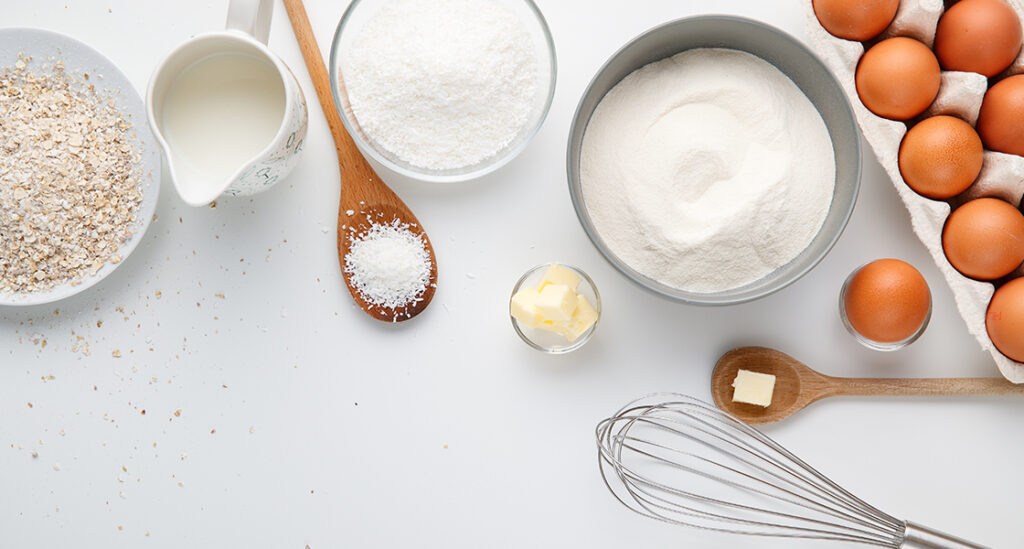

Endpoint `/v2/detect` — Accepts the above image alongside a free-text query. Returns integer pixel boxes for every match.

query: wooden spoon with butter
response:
[711,346,1024,424]
[283,0,437,322]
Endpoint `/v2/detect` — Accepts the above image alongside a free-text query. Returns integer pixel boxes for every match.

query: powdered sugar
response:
[580,49,835,293]
[343,0,538,170]
[344,219,431,311]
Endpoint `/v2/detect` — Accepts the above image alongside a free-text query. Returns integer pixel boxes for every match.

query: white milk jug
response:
[147,0,307,206]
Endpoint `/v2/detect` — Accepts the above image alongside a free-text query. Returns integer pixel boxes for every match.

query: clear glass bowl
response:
[328,0,556,183]
[839,263,932,351]
[510,263,601,354]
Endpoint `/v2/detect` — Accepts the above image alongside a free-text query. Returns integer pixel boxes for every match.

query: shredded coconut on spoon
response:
[344,218,432,314]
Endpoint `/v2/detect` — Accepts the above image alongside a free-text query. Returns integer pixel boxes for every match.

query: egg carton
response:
[803,0,1024,382]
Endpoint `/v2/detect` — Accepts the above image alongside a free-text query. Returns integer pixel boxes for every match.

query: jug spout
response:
[163,153,233,207]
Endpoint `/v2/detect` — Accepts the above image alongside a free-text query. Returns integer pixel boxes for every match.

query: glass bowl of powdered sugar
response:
[567,15,861,305]
[329,0,556,183]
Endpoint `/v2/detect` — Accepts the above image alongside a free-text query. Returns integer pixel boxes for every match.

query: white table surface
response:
[3,1,1022,547]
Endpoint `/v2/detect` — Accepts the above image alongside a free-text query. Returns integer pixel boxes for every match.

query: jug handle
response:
[226,0,274,44]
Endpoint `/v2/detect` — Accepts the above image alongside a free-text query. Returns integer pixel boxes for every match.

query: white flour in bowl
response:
[343,0,538,171]
[580,48,835,293]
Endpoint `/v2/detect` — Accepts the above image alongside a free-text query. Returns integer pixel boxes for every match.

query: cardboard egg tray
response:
[803,0,1024,382]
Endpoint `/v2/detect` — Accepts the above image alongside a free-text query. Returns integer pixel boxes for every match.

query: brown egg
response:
[942,198,1024,280]
[843,259,931,343]
[987,277,1024,361]
[856,37,941,120]
[813,0,899,41]
[898,115,984,199]
[934,0,1022,77]
[977,75,1024,156]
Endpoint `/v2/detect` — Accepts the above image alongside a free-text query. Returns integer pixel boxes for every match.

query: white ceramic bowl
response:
[0,28,161,306]
[328,0,556,183]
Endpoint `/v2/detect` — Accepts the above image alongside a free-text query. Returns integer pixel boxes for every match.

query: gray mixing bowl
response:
[567,15,861,305]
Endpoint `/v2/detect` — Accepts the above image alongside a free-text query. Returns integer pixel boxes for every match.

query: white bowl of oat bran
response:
[0,28,160,306]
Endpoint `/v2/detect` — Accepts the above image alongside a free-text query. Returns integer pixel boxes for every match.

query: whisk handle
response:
[901,522,990,549]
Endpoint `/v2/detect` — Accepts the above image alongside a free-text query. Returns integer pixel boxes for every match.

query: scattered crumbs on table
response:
[214,292,224,299]
[31,451,38,458]
[173,409,181,417]
[52,463,60,471]
[209,201,217,209]
[155,290,162,299]
[27,402,32,408]
[111,349,121,358]
[210,429,216,435]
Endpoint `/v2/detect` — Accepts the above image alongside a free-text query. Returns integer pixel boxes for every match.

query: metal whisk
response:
[596,393,988,549]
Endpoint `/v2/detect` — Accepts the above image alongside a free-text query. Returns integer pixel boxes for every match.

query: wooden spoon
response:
[711,346,1024,424]
[283,0,437,322]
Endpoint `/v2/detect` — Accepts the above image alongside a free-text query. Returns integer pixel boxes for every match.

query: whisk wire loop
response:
[614,433,897,541]
[596,393,906,547]
[617,410,897,532]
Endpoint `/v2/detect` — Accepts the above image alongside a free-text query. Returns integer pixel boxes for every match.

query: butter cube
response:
[510,286,544,328]
[731,370,776,407]
[554,294,598,341]
[534,284,577,321]
[540,264,582,291]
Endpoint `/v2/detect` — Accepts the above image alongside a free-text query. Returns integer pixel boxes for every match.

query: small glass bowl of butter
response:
[509,263,601,353]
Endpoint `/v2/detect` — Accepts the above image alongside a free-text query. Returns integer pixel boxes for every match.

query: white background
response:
[2,1,1022,547]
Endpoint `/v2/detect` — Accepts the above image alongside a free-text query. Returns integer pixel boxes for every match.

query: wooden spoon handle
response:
[829,376,1024,397]
[282,0,363,168]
